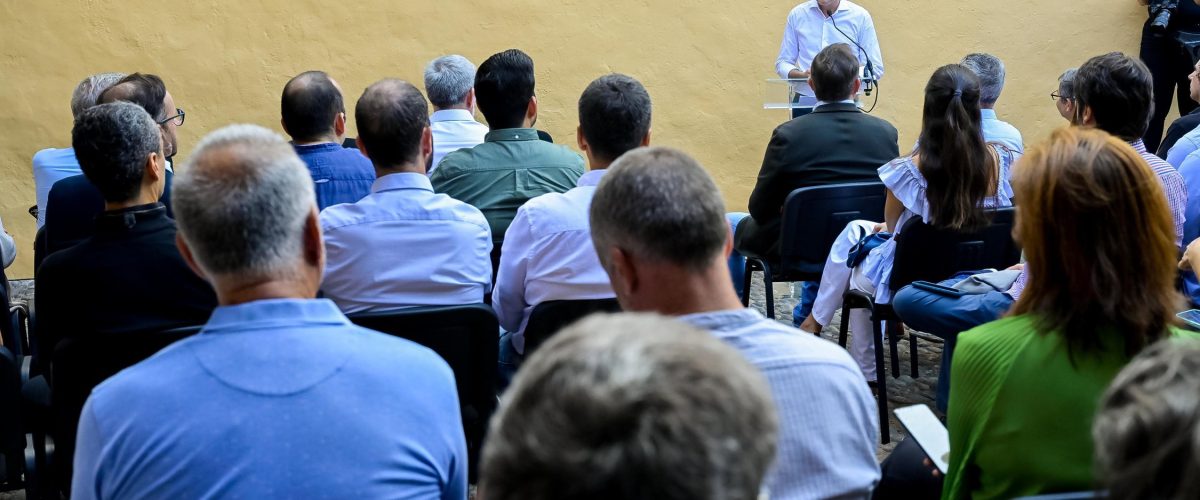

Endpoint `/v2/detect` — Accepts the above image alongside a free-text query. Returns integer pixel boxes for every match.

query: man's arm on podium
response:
[776,9,803,79]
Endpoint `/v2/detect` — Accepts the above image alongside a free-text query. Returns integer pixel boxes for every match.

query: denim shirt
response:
[294,142,376,211]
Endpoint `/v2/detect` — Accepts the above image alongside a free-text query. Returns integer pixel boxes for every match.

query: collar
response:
[372,172,434,193]
[677,308,764,332]
[980,108,998,120]
[813,101,860,113]
[485,128,539,142]
[203,298,349,334]
[807,0,850,15]
[816,99,857,107]
[95,202,168,231]
[293,142,344,154]
[1130,139,1150,154]
[577,169,608,187]
[430,109,478,123]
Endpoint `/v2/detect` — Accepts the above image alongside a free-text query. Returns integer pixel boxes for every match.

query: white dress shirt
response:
[492,169,616,353]
[319,172,493,314]
[429,109,489,174]
[775,0,884,80]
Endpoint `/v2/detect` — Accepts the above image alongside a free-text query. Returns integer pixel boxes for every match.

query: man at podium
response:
[776,0,884,118]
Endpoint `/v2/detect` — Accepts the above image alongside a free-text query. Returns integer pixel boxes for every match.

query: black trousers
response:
[1142,22,1200,153]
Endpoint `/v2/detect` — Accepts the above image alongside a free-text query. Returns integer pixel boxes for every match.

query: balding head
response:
[354,79,432,172]
[281,71,345,143]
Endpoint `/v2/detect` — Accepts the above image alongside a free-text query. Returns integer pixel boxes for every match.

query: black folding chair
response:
[840,207,1020,443]
[0,346,25,494]
[348,304,498,482]
[740,182,886,319]
[522,299,621,356]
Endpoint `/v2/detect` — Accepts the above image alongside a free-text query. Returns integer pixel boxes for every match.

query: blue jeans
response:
[497,331,523,393]
[892,276,1014,411]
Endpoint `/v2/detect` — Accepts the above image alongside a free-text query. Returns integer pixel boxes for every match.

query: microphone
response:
[830,14,876,96]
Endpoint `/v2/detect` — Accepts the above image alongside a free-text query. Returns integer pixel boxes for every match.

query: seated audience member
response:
[424,55,489,172]
[1159,58,1200,159]
[1093,338,1200,500]
[591,147,881,499]
[797,64,1018,383]
[893,52,1190,409]
[1052,68,1077,121]
[941,127,1196,499]
[44,73,180,257]
[32,72,124,228]
[0,218,13,269]
[729,43,899,319]
[35,102,216,368]
[72,124,467,499]
[480,313,778,500]
[960,53,1024,153]
[281,71,375,210]
[430,49,584,245]
[492,74,649,374]
[320,79,491,313]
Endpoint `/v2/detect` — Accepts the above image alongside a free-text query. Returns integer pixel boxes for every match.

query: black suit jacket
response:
[735,102,899,260]
[42,170,173,262]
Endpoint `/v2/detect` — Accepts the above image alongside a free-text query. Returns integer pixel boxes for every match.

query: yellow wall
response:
[0,1,1152,278]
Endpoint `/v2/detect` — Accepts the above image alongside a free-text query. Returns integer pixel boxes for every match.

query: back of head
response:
[480,313,778,500]
[280,71,344,143]
[475,49,535,129]
[70,72,127,121]
[959,53,1005,106]
[174,125,315,281]
[589,147,728,272]
[1010,127,1180,356]
[810,43,859,102]
[1072,52,1153,141]
[354,79,430,168]
[578,74,652,163]
[917,64,992,231]
[1094,338,1200,500]
[98,73,168,121]
[71,102,161,203]
[1058,68,1078,98]
[424,55,476,109]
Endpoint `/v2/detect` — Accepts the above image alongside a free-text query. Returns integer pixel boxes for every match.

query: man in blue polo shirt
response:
[281,70,375,210]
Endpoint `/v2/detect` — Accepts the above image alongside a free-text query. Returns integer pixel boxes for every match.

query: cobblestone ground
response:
[744,274,944,460]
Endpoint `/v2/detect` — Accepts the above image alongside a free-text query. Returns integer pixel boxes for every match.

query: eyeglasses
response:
[1050,92,1072,101]
[157,108,185,127]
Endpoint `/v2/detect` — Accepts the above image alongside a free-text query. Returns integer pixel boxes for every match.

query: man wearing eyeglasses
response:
[42,73,183,261]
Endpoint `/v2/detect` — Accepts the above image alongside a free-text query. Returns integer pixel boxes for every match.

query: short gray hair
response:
[960,53,1005,105]
[174,124,316,280]
[424,55,476,108]
[590,147,728,272]
[71,102,161,203]
[1093,338,1200,500]
[481,313,778,500]
[1058,68,1078,99]
[70,72,126,121]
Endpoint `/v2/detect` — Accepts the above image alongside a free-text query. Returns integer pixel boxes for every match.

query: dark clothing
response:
[1141,12,1200,153]
[42,171,173,263]
[735,102,899,260]
[35,203,216,372]
[1158,107,1200,158]
[292,142,375,211]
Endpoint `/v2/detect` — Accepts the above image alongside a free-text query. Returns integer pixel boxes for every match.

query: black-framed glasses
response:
[158,107,185,127]
[1050,92,1072,102]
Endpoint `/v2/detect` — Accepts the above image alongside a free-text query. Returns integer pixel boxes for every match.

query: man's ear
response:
[419,126,434,172]
[527,95,539,127]
[334,112,347,138]
[577,125,589,153]
[356,136,369,159]
[808,78,818,94]
[1076,105,1094,127]
[640,129,651,147]
[175,233,208,282]
[303,206,324,271]
[145,151,164,185]
[280,118,290,137]
[466,88,477,115]
[607,246,639,300]
[851,78,862,99]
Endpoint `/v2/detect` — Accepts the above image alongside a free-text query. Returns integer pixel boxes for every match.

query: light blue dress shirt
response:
[1166,125,1200,168]
[680,308,880,500]
[492,169,616,353]
[980,109,1024,154]
[776,0,884,80]
[320,172,493,313]
[72,298,468,500]
[32,147,82,228]
[430,109,489,174]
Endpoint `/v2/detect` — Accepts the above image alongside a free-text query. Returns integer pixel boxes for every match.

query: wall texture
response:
[0,1,1151,277]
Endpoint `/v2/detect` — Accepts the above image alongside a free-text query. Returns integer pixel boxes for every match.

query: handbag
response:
[846,225,892,269]
[1176,30,1200,63]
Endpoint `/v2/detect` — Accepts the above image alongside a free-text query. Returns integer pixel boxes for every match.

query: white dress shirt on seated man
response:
[776,0,884,79]
[429,109,489,174]
[319,172,493,313]
[492,169,616,354]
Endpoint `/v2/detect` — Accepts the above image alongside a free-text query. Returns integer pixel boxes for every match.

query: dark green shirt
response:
[429,128,584,241]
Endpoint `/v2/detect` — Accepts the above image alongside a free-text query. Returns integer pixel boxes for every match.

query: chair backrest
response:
[779,182,888,278]
[51,325,201,494]
[889,207,1021,292]
[0,346,22,485]
[522,299,622,356]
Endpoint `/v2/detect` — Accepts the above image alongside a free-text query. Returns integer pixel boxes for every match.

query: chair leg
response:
[873,315,891,445]
[909,330,920,379]
[761,262,775,319]
[838,302,851,348]
[740,260,753,307]
[888,319,901,379]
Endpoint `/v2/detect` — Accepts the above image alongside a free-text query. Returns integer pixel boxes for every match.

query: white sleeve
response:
[0,217,15,269]
[776,11,801,78]
[859,13,884,79]
[491,208,534,334]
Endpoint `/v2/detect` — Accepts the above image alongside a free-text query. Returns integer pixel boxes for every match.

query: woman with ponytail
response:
[798,64,1018,384]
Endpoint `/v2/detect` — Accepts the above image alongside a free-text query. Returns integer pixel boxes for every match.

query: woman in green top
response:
[942,126,1189,500]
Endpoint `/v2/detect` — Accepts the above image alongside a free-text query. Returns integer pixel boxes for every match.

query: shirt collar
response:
[95,202,168,232]
[980,108,998,121]
[203,298,350,334]
[293,142,343,153]
[1130,139,1150,154]
[430,109,478,123]
[677,308,764,332]
[485,128,539,142]
[815,99,857,108]
[808,0,850,14]
[372,172,434,194]
[577,169,608,187]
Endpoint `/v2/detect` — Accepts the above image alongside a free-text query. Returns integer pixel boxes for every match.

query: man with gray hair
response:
[480,313,778,500]
[960,53,1023,153]
[32,72,125,227]
[72,124,468,499]
[589,147,881,499]
[425,55,489,172]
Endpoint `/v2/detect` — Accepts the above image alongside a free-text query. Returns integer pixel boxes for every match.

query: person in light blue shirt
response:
[72,124,467,500]
[1166,120,1200,168]
[32,72,125,227]
[282,71,375,210]
[321,79,492,313]
[961,53,1023,153]
[590,147,881,500]
[424,55,490,173]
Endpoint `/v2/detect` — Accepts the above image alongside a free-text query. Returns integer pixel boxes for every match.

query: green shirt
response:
[429,128,584,241]
[943,314,1197,500]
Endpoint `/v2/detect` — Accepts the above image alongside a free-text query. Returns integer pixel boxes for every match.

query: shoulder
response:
[957,315,1037,360]
[535,142,586,166]
[433,192,491,228]
[345,325,457,383]
[879,155,922,189]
